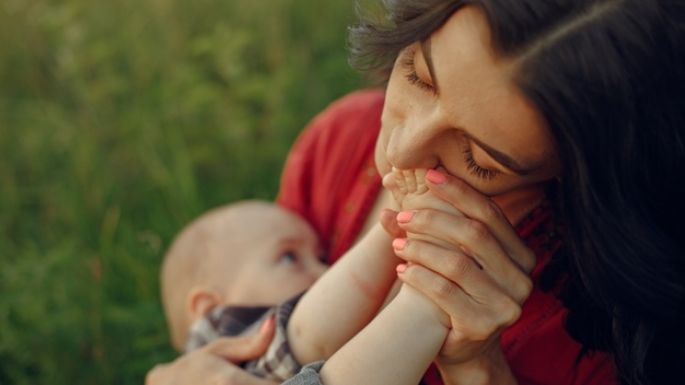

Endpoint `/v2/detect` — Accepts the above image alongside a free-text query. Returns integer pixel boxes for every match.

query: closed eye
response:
[463,147,501,180]
[400,47,437,95]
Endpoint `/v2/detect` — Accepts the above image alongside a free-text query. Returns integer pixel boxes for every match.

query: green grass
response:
[0,1,364,383]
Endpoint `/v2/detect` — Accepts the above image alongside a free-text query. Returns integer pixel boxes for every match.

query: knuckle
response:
[464,220,490,244]
[497,298,523,326]
[445,253,472,281]
[470,321,494,342]
[431,278,457,300]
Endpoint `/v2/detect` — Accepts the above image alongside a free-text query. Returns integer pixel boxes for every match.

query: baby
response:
[162,170,460,384]
[160,200,327,352]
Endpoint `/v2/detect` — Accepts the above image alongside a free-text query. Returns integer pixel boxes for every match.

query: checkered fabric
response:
[184,293,304,381]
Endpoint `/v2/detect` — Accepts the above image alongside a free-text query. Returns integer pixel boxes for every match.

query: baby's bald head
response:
[161,201,325,350]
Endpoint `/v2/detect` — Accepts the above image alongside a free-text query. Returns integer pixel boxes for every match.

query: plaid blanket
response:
[185,293,304,381]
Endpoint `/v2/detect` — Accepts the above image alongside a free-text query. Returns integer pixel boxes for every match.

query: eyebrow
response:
[420,39,439,92]
[465,133,538,176]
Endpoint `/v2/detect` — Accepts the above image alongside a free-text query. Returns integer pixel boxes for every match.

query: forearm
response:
[319,284,449,385]
[288,224,400,363]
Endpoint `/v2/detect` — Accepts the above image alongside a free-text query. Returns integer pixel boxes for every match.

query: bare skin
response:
[161,201,327,351]
[145,319,279,385]
[146,5,560,384]
[370,6,559,383]
[383,167,462,249]
[320,168,455,385]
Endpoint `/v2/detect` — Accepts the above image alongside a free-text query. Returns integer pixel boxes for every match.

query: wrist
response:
[437,347,516,385]
[395,284,450,328]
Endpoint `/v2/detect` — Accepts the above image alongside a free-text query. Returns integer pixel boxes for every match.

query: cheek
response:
[374,123,391,177]
[376,64,408,177]
[275,273,315,298]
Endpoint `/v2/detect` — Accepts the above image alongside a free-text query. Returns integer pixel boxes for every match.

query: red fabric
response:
[277,89,618,385]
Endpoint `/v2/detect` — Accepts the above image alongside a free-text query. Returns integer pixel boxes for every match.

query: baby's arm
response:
[320,284,449,385]
[319,169,459,385]
[287,222,401,364]
[288,168,460,376]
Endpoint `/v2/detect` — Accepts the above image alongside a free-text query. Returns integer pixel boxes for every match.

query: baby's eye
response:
[279,251,299,265]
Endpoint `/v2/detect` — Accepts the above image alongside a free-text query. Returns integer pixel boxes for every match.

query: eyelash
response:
[463,148,501,180]
[400,48,436,95]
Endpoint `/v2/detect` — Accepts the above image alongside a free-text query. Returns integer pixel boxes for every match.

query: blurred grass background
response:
[0,0,366,383]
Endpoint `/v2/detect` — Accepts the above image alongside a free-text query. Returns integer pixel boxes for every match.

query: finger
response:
[393,236,532,304]
[380,208,405,238]
[394,238,518,306]
[398,264,523,335]
[205,315,276,362]
[398,210,506,272]
[396,209,532,303]
[425,169,536,273]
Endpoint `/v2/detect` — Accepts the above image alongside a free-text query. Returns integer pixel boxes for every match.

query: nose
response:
[384,114,443,170]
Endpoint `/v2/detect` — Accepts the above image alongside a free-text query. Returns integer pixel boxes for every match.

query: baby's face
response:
[218,206,327,306]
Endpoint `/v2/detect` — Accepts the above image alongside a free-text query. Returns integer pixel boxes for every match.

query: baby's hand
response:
[383,168,462,248]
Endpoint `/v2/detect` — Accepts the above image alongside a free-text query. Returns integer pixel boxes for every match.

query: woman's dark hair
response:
[349,1,685,384]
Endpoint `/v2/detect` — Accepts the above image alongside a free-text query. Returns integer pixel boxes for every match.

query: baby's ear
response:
[186,286,223,322]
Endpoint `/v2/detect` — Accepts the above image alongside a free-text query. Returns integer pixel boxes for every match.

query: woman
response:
[147,0,685,384]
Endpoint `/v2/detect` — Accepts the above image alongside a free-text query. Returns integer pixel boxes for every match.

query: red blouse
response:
[277,89,617,385]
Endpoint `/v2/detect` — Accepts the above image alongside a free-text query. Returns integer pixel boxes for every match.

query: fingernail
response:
[392,238,407,250]
[396,264,408,273]
[260,315,274,333]
[396,211,414,223]
[426,169,447,184]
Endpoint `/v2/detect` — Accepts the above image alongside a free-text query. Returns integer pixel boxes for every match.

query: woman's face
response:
[376,6,561,197]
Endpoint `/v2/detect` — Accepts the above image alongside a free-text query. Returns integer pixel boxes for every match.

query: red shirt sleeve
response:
[277,89,384,261]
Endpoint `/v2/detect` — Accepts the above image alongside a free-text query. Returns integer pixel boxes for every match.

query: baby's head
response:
[161,200,326,350]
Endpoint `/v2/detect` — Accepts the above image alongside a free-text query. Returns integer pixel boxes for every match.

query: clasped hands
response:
[380,169,536,381]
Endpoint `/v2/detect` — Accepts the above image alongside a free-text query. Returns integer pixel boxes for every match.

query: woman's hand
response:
[146,317,279,385]
[389,170,536,382]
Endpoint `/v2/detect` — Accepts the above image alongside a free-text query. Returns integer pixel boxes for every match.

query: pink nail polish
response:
[392,238,407,250]
[396,264,408,273]
[260,315,274,333]
[396,211,414,223]
[426,169,447,184]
